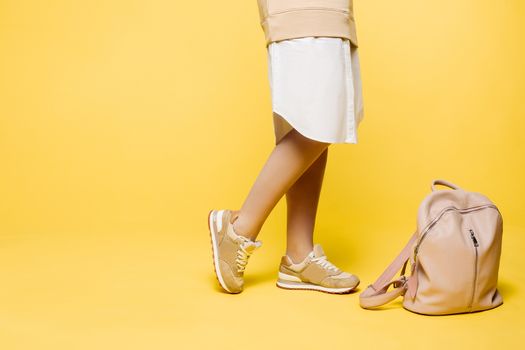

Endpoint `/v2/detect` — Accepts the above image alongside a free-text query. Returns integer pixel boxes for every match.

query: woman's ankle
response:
[286,244,314,264]
[231,212,259,241]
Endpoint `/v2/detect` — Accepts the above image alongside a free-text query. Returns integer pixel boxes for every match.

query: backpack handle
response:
[431,179,462,192]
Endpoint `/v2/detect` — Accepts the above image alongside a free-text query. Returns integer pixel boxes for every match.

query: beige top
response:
[257,0,358,47]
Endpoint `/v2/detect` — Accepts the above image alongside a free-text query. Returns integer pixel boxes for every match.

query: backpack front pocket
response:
[407,210,478,314]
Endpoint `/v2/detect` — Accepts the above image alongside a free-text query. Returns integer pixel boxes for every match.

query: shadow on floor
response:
[498,279,517,300]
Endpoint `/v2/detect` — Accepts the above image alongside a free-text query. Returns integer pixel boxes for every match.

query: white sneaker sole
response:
[276,272,359,294]
[207,209,234,293]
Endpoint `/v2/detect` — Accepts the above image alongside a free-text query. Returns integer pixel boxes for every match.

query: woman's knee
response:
[289,128,331,149]
[308,137,331,152]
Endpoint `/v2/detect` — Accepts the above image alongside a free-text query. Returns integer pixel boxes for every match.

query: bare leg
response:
[285,148,328,263]
[231,128,331,240]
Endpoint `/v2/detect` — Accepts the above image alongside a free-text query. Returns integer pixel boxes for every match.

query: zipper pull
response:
[469,229,479,247]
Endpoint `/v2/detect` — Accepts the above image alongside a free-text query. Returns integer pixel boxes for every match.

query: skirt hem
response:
[273,110,358,145]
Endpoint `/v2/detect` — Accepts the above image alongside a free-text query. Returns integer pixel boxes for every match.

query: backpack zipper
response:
[269,7,350,16]
[468,228,479,312]
[413,203,498,259]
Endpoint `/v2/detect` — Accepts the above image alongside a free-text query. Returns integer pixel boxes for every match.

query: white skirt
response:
[267,36,364,144]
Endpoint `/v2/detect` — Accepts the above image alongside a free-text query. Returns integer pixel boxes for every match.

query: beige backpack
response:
[360,179,504,315]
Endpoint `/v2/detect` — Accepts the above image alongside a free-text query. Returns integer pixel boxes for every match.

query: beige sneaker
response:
[276,244,360,294]
[207,209,262,293]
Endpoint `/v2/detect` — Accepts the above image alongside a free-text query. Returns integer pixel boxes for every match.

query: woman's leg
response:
[231,128,330,240]
[284,148,327,263]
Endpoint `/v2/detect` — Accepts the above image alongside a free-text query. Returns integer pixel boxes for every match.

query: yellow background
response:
[1,0,524,348]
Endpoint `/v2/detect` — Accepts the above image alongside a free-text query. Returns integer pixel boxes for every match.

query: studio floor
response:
[1,1,524,349]
[0,216,523,349]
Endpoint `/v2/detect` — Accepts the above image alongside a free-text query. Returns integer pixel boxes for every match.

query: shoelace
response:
[311,255,339,272]
[235,240,261,273]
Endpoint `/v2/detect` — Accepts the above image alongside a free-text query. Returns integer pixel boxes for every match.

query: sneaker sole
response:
[276,273,359,295]
[207,209,235,293]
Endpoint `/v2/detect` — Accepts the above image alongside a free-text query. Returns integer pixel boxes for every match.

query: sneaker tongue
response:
[241,239,262,253]
[227,222,262,251]
[313,244,325,258]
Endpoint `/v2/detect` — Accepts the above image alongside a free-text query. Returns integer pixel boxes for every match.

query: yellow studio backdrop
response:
[0,0,524,349]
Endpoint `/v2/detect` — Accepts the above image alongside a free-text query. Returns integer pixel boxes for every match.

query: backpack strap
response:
[359,230,419,309]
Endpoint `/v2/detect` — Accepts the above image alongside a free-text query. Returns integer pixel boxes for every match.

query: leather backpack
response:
[360,179,504,315]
